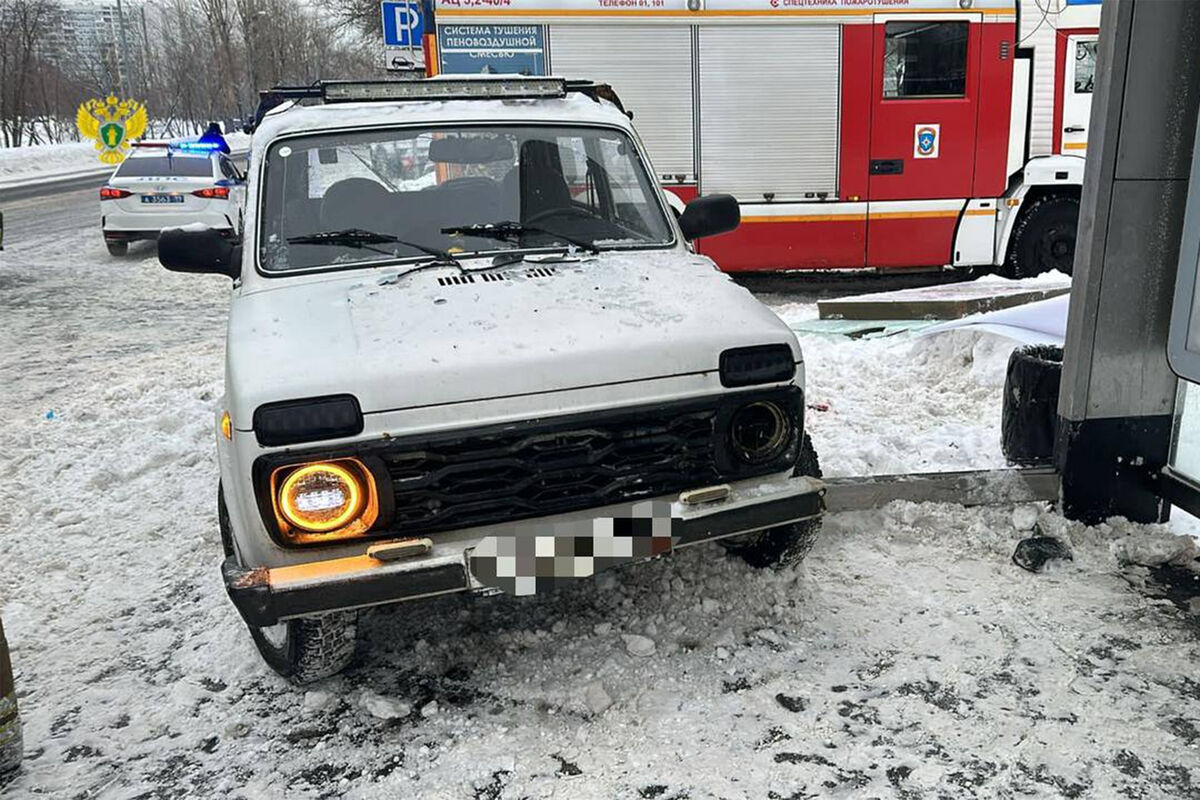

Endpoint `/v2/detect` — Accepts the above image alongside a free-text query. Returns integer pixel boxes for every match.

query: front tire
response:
[218,484,358,683]
[105,240,128,257]
[1002,195,1080,278]
[248,612,359,684]
[720,432,823,569]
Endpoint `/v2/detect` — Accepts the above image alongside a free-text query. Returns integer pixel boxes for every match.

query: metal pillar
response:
[1057,0,1200,524]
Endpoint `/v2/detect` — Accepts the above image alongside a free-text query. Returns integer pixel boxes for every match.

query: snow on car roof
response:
[251,93,632,157]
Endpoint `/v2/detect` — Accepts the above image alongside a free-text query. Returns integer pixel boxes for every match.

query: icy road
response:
[1,190,1199,799]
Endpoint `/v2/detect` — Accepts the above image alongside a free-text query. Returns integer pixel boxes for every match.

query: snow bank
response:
[0,141,104,182]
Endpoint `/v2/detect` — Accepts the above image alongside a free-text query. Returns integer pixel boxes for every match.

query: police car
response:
[100,139,245,257]
[158,77,824,682]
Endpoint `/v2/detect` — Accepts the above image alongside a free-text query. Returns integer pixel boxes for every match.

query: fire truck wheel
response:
[1004,195,1080,278]
[720,432,823,569]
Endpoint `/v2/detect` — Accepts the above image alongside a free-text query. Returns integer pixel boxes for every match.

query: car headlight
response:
[272,459,378,540]
[729,400,793,464]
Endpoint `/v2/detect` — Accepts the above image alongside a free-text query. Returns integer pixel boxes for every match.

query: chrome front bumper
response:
[223,474,825,627]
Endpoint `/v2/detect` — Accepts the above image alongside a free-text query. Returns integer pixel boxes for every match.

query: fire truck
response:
[422,0,1101,276]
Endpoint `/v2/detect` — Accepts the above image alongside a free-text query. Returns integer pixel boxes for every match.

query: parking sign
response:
[381,1,423,48]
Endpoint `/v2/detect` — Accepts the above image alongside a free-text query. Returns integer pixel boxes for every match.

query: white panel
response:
[954,200,998,266]
[549,25,695,178]
[1007,58,1031,178]
[699,25,840,201]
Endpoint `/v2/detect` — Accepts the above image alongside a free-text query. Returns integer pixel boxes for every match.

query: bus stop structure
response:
[1057,0,1200,525]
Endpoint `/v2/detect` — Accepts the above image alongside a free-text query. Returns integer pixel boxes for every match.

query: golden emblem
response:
[76,96,148,165]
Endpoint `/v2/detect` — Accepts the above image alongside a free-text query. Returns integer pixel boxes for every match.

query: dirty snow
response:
[1,191,1200,798]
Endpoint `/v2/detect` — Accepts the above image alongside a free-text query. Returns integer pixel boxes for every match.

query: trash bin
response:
[0,617,20,776]
[1001,345,1064,465]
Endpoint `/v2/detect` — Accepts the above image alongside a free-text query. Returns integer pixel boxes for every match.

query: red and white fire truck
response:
[425,0,1101,276]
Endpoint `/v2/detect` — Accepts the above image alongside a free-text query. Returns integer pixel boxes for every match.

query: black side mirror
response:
[159,226,240,279]
[678,194,740,241]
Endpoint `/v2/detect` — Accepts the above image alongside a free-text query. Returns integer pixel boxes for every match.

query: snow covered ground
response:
[1,191,1199,798]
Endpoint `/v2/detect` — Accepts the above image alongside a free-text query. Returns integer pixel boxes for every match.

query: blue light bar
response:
[170,140,222,154]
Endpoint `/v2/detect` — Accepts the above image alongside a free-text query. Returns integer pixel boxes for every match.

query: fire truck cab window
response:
[883,21,969,99]
[1075,40,1097,94]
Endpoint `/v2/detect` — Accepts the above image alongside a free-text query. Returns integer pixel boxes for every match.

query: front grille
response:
[252,387,803,547]
[379,406,720,537]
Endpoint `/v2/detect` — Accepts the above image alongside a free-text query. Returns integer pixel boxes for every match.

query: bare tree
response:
[0,0,385,149]
[0,0,58,146]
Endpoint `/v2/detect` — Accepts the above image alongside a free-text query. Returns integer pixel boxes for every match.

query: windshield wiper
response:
[287,229,463,268]
[441,221,600,256]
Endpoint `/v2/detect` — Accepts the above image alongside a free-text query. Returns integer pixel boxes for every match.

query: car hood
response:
[227,251,799,427]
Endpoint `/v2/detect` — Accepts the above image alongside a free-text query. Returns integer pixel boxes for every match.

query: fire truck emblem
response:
[76,96,148,165]
[914,124,940,159]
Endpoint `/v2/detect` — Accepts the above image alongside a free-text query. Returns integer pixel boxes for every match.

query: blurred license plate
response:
[140,194,183,204]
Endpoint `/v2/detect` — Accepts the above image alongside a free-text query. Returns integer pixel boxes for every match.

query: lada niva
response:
[160,77,824,682]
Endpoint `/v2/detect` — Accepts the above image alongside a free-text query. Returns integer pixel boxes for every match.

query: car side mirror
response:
[678,194,740,241]
[158,226,241,279]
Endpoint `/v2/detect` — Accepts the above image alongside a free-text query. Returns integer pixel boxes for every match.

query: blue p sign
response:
[382,1,423,47]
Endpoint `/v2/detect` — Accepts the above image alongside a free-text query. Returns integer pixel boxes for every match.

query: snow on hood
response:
[226,251,799,425]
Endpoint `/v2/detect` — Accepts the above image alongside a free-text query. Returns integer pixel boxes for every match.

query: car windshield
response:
[258,124,674,273]
[115,155,214,178]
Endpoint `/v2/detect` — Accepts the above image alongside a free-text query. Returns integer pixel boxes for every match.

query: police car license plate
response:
[140,194,183,204]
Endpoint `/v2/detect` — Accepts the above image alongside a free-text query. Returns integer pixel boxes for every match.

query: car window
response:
[116,155,215,178]
[258,124,674,273]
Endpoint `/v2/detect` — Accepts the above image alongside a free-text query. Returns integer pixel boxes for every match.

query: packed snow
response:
[1,191,1199,798]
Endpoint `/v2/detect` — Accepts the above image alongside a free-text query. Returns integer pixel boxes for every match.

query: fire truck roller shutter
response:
[698,25,840,201]
[549,25,695,181]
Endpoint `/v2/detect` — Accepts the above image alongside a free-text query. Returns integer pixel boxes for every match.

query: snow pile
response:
[0,141,104,182]
[795,326,1018,476]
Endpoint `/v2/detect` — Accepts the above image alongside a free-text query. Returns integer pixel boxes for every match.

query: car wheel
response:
[249,612,359,684]
[1002,195,1079,279]
[720,432,823,569]
[217,483,358,682]
[105,240,128,257]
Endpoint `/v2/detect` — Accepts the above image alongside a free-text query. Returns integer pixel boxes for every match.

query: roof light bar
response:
[171,140,222,154]
[322,77,567,104]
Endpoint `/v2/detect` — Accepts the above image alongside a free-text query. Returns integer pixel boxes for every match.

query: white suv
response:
[160,78,824,682]
[101,140,245,256]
